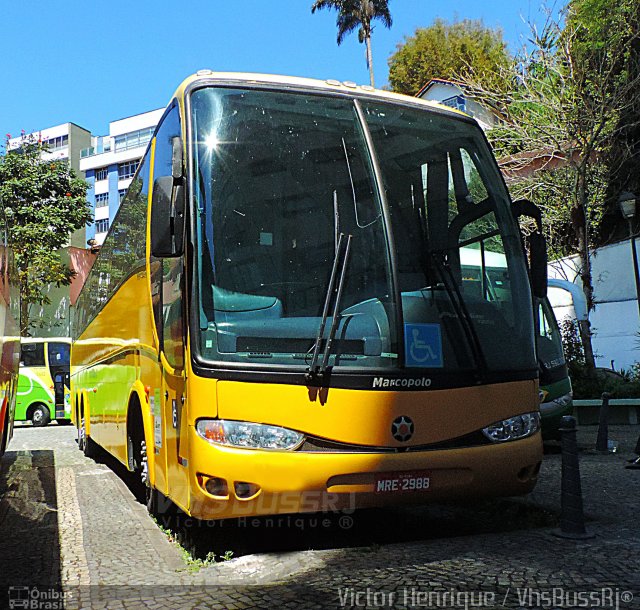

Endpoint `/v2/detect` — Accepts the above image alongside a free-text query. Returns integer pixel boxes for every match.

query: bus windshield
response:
[48,341,70,367]
[537,298,566,372]
[191,87,535,376]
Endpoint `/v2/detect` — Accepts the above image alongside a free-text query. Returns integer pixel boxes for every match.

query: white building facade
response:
[549,239,640,371]
[80,108,163,245]
[417,79,497,132]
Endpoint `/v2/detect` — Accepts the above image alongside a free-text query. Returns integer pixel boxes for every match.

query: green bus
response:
[16,338,71,426]
[536,297,573,439]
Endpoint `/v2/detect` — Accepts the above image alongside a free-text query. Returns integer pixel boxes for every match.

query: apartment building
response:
[80,108,164,245]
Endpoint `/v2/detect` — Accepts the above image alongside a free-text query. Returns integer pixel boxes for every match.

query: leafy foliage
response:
[503,163,608,261]
[582,0,640,239]
[560,318,586,374]
[459,1,640,370]
[311,0,392,87]
[0,134,91,335]
[387,19,511,96]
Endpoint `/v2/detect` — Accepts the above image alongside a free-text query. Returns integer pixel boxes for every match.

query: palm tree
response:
[311,0,392,88]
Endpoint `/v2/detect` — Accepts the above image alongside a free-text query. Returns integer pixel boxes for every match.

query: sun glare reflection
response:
[205,132,219,150]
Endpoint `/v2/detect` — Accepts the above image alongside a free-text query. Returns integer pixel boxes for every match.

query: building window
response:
[113,127,155,153]
[42,134,69,151]
[118,160,139,180]
[95,218,110,234]
[118,189,127,203]
[95,193,109,208]
[95,167,109,181]
[441,95,466,113]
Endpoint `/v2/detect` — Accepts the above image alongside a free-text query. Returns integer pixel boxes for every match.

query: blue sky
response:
[2,1,552,138]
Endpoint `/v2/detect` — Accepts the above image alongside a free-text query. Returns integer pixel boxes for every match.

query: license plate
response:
[374,470,432,494]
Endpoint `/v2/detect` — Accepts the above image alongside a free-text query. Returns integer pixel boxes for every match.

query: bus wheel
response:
[77,415,85,451]
[31,404,50,427]
[138,438,175,518]
[80,414,98,459]
[139,439,154,512]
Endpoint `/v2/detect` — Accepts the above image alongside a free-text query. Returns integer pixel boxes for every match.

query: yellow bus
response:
[0,202,21,458]
[72,72,546,520]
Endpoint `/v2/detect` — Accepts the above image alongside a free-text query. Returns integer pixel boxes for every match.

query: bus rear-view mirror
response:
[150,176,185,258]
[512,199,548,299]
[529,232,547,299]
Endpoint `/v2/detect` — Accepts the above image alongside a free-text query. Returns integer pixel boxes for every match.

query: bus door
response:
[53,371,70,420]
[47,342,71,421]
[150,103,189,509]
[159,257,189,509]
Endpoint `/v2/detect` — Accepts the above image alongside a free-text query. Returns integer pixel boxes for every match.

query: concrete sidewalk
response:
[0,423,638,609]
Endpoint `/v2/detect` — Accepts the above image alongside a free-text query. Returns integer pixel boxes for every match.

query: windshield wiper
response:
[306,233,352,386]
[427,250,488,381]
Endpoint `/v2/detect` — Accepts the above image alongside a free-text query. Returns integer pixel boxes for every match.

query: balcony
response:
[81,138,112,159]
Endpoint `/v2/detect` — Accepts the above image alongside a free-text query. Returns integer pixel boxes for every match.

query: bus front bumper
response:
[186,431,542,521]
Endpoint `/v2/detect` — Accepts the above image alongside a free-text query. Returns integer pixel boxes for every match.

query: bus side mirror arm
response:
[512,199,548,299]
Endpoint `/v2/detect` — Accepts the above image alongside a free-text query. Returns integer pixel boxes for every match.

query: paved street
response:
[0,423,639,609]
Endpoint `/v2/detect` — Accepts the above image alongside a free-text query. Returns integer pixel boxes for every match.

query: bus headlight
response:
[196,419,305,451]
[482,412,540,442]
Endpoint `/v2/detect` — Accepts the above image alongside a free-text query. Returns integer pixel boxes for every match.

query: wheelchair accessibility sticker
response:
[404,323,443,368]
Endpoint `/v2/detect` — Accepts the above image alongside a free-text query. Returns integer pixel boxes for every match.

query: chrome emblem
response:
[392,415,414,442]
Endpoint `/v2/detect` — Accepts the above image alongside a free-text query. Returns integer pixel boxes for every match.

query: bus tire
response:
[76,403,83,450]
[145,471,177,520]
[30,404,50,427]
[77,407,85,451]
[139,438,153,510]
[126,400,175,518]
[80,412,98,459]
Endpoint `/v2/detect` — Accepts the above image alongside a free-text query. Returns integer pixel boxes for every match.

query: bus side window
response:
[21,342,45,367]
[162,258,184,369]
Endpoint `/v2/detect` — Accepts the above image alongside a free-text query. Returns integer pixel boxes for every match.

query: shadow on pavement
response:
[90,435,559,563]
[162,496,558,562]
[0,450,61,606]
[85,441,143,502]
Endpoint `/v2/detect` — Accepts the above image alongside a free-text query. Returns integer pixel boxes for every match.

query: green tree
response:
[387,19,511,96]
[462,1,640,371]
[311,0,392,87]
[0,134,92,335]
[581,0,640,239]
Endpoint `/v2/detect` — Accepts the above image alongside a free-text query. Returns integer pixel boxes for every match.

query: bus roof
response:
[172,70,471,122]
[21,337,71,344]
